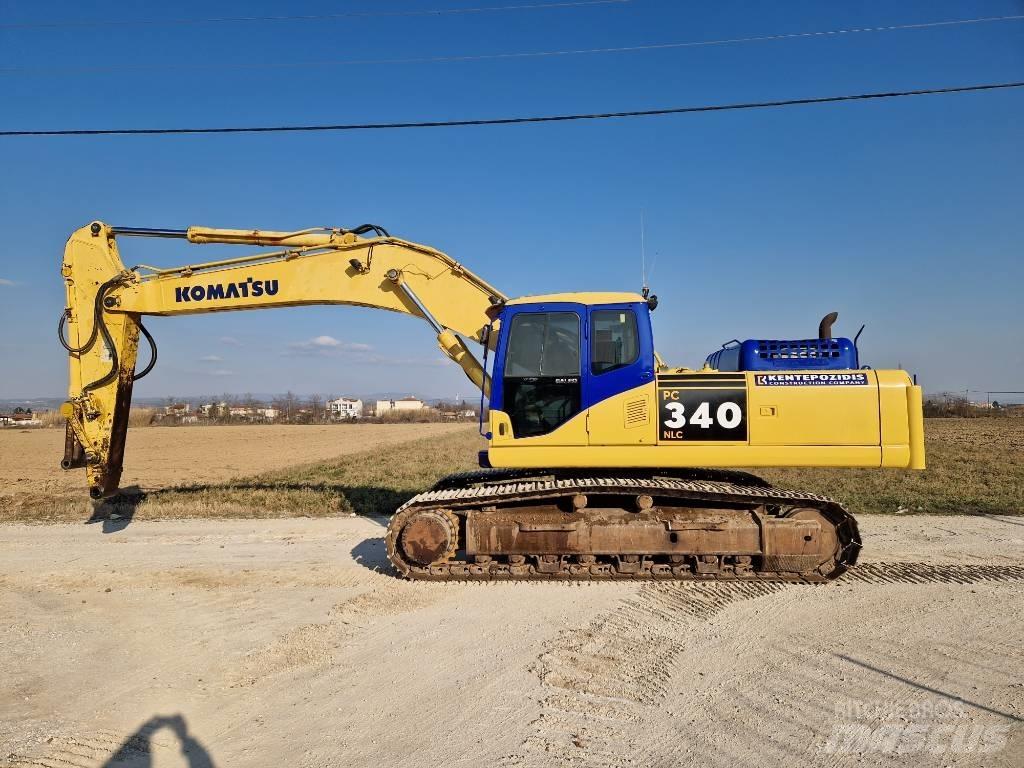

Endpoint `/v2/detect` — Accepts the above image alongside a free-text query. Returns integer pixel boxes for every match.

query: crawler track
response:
[385,469,861,582]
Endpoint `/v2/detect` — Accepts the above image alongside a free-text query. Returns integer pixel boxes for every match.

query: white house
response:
[228,405,279,422]
[327,397,363,420]
[199,402,228,417]
[375,396,424,415]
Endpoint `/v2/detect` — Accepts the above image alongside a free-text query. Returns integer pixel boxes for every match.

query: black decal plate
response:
[657,386,748,442]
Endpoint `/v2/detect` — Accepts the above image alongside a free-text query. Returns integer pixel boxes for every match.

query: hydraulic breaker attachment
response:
[60,223,142,498]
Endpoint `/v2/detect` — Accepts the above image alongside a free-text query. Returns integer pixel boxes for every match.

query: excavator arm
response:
[60,221,506,498]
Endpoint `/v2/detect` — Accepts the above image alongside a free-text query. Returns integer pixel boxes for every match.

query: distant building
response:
[199,402,228,418]
[327,397,363,420]
[375,396,423,415]
[0,409,43,427]
[165,403,191,416]
[228,406,279,422]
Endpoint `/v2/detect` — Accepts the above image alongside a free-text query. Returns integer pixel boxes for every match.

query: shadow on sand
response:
[350,536,402,578]
[84,481,409,533]
[102,714,214,767]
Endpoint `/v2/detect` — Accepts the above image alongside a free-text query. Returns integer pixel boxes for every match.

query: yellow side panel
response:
[586,383,657,446]
[489,409,588,447]
[748,370,880,445]
[906,384,926,470]
[487,443,882,468]
[877,369,911,448]
[487,369,924,470]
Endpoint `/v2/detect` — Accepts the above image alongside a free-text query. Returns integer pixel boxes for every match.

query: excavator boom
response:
[61,221,504,497]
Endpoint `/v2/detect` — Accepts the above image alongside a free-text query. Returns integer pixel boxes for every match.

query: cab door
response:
[585,304,657,445]
[490,305,587,445]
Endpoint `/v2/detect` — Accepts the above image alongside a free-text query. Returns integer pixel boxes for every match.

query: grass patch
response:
[3,419,1020,523]
[758,419,1023,515]
[3,429,484,524]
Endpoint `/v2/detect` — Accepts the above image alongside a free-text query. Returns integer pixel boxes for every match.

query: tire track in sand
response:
[510,580,791,767]
[509,562,1024,767]
[230,576,460,687]
[4,726,178,768]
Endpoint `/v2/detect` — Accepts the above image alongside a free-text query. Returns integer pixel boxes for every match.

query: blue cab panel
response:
[706,337,858,372]
[489,300,655,421]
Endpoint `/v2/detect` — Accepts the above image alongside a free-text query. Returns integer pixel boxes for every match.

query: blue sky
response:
[1,0,1022,401]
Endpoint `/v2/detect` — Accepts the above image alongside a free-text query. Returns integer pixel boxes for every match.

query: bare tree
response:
[282,391,298,423]
[308,393,323,424]
[219,392,236,422]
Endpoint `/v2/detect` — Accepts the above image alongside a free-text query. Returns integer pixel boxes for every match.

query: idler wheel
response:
[778,507,841,574]
[399,510,458,566]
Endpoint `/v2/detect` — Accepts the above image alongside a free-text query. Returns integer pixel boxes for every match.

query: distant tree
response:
[220,392,236,421]
[282,391,299,422]
[308,393,323,423]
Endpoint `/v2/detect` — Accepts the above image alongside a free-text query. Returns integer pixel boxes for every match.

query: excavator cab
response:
[489,295,654,439]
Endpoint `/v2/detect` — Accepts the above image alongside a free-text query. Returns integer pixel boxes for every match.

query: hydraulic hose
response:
[347,223,390,237]
[81,301,120,392]
[56,276,122,353]
[133,321,157,381]
[57,276,157,390]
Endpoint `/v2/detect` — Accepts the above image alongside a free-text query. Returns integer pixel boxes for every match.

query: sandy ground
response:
[0,423,472,495]
[1,515,1022,768]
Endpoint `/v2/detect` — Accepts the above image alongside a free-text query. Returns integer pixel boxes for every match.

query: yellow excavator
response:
[59,221,925,581]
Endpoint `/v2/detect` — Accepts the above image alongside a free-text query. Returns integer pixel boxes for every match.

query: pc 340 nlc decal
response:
[657,373,748,441]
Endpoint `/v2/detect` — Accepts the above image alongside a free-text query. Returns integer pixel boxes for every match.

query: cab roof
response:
[505,292,645,307]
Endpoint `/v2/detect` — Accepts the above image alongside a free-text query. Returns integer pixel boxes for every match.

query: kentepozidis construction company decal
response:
[755,373,869,386]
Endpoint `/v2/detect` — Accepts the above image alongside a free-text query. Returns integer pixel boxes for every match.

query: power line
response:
[0,0,630,30]
[3,14,1021,75]
[2,81,1021,138]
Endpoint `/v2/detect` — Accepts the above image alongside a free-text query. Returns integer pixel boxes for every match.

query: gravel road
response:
[2,515,1021,767]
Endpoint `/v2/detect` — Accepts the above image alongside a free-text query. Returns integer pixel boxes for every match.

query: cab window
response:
[503,312,581,437]
[505,312,580,377]
[591,309,638,374]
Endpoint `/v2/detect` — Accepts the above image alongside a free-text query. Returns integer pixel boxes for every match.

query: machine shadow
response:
[101,713,215,767]
[350,537,401,577]
[836,654,1023,723]
[86,484,143,532]
[83,482,409,533]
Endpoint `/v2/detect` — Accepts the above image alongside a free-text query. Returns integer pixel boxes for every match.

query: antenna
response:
[640,209,648,299]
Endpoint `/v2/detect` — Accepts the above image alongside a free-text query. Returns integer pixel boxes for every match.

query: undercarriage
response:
[385,469,861,582]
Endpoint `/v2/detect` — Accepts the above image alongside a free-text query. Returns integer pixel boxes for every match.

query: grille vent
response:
[757,339,842,360]
[624,397,649,428]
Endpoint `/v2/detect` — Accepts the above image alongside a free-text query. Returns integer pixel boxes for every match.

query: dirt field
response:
[0,423,472,493]
[2,420,1021,766]
[4,418,1023,525]
[0,423,474,522]
[1,515,1021,768]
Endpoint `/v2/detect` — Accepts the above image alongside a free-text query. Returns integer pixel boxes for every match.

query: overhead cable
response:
[3,81,1021,138]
